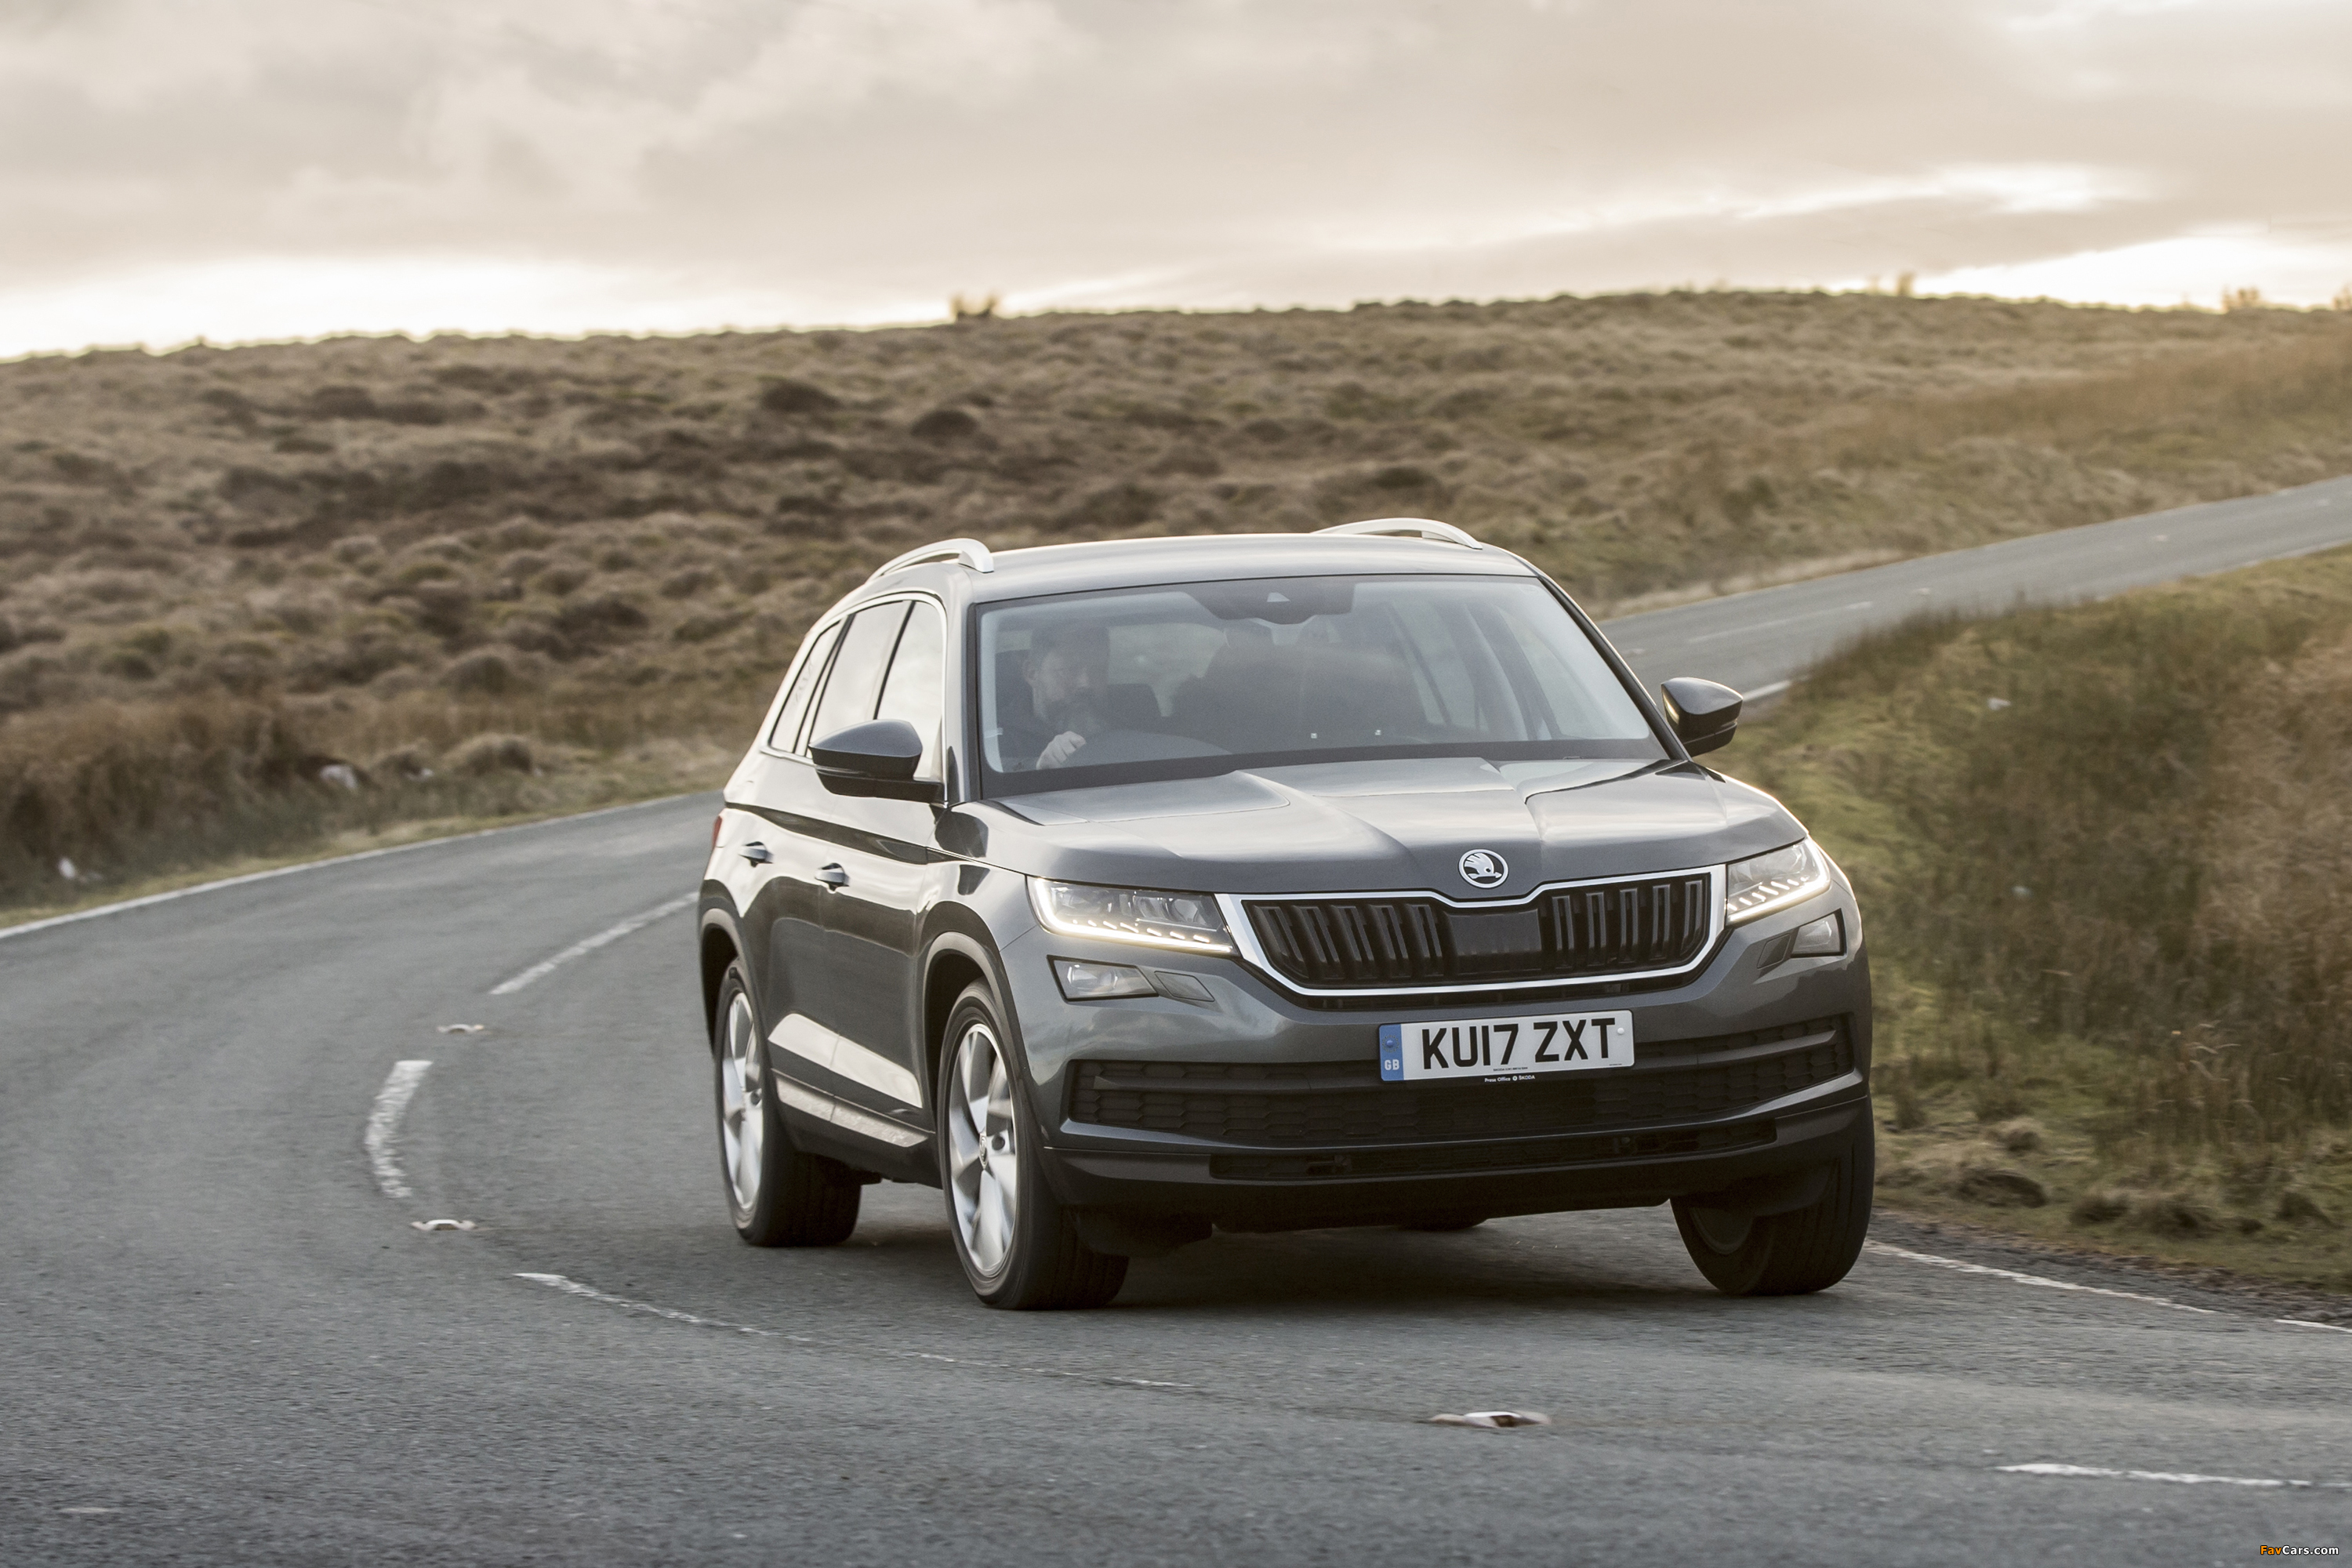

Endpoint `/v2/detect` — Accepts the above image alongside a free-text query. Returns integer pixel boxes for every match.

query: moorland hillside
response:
[3,290,2350,905]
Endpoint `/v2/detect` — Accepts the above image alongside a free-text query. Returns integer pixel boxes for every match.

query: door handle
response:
[741,840,773,865]
[817,863,849,888]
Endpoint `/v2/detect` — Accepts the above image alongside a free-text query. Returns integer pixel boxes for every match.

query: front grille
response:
[1065,1017,1852,1149]
[1244,874,1712,989]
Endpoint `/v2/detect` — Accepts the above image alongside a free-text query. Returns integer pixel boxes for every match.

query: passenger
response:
[1028,624,1112,769]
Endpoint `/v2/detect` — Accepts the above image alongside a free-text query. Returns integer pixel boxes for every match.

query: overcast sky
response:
[3,0,2348,358]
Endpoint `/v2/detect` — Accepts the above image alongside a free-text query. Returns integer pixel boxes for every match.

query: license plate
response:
[1378,1012,1635,1084]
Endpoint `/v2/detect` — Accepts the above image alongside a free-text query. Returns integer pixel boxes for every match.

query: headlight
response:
[1030,879,1234,953]
[1725,839,1831,925]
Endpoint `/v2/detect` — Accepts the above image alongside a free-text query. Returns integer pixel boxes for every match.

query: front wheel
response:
[1672,1133,1872,1296]
[936,983,1126,1309]
[713,962,860,1247]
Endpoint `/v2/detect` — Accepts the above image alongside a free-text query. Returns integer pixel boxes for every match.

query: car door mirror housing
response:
[810,720,942,801]
[1660,677,1743,757]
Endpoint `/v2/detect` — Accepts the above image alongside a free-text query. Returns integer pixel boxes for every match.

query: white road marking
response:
[514,1272,1199,1390]
[364,1060,432,1200]
[1871,1242,2352,1338]
[1744,679,1792,700]
[1864,1241,2217,1315]
[517,1273,779,1337]
[0,793,695,944]
[488,892,697,994]
[1999,1462,2350,1490]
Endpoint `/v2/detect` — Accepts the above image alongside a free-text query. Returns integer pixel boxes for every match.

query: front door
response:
[760,598,945,1148]
[815,598,947,1129]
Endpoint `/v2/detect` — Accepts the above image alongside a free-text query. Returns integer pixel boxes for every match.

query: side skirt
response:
[772,1071,939,1185]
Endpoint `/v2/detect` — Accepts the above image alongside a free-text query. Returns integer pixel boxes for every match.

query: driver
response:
[1028,623,1111,769]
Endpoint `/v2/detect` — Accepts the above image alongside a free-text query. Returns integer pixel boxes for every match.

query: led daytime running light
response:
[1724,840,1831,926]
[1030,878,1235,954]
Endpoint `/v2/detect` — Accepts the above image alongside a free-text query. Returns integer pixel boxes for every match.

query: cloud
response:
[2,0,2347,355]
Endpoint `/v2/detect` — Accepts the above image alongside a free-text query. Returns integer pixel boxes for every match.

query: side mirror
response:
[1660,677,1743,757]
[811,720,942,802]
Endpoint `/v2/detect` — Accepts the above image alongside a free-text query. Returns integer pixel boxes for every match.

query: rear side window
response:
[766,622,842,752]
[873,601,946,779]
[805,602,911,750]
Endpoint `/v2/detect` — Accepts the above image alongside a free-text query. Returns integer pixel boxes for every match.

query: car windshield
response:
[974,573,1663,795]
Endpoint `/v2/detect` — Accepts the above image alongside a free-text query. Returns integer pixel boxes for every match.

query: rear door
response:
[731,619,840,1044]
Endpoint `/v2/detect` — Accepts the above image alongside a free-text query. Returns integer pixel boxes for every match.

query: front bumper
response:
[1050,1094,1871,1230]
[992,874,1874,1229]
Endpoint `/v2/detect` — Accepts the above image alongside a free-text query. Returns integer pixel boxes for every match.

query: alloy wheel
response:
[718,990,765,1214]
[946,1022,1019,1276]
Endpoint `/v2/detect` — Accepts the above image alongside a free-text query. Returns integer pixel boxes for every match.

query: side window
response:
[804,602,910,750]
[766,622,841,752]
[873,601,946,779]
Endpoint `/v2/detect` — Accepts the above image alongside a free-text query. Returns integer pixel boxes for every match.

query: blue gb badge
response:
[1378,1023,1405,1082]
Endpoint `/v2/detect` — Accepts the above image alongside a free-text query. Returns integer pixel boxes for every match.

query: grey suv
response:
[695,520,1871,1308]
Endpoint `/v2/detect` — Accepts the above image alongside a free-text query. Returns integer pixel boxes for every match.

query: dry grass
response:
[4,289,2351,905]
[0,685,744,908]
[1729,548,2352,1288]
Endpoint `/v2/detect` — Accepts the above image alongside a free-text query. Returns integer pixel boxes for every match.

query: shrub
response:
[1955,1167,2046,1208]
[445,651,517,695]
[1051,482,1158,535]
[909,407,981,443]
[660,567,718,600]
[2071,1191,2131,1225]
[2130,1193,2217,1236]
[757,379,840,416]
[2278,1189,2340,1227]
[551,595,648,652]
[448,733,535,776]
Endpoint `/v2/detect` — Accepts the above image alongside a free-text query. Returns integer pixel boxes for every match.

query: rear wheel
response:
[1673,1133,1872,1296]
[713,962,860,1247]
[937,983,1126,1309]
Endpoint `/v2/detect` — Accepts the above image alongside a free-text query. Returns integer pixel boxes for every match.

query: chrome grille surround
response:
[1216,863,1725,999]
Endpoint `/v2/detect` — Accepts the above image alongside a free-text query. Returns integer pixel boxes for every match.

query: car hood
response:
[965,756,1804,898]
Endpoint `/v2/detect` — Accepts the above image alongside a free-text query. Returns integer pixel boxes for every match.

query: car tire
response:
[1672,1131,1872,1296]
[712,960,860,1247]
[936,982,1127,1310]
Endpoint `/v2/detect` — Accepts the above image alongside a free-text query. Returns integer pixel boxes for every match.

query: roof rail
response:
[1314,517,1483,550]
[869,537,995,581]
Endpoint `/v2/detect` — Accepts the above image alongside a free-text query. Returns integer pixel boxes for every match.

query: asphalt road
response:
[1606,471,2352,695]
[8,485,2352,1567]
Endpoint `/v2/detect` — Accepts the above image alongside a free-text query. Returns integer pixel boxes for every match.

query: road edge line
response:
[1864,1240,2219,1315]
[0,792,703,945]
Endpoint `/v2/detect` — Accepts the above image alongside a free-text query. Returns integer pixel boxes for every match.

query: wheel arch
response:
[921,928,1006,1112]
[698,904,744,1050]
